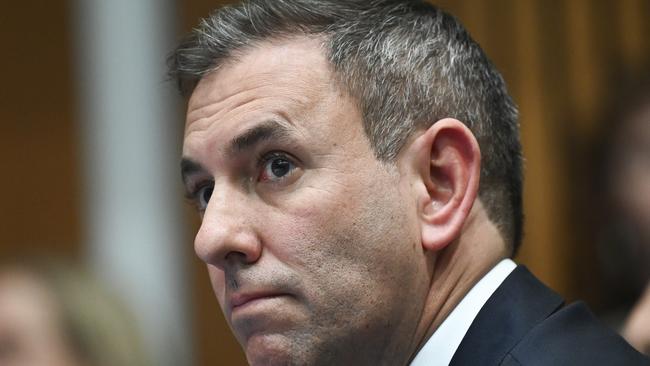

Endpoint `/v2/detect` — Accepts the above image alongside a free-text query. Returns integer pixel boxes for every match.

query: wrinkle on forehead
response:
[186,37,336,120]
[181,36,368,172]
[184,38,343,149]
[186,84,270,126]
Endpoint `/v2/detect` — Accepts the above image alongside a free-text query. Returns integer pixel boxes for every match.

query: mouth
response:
[230,291,289,312]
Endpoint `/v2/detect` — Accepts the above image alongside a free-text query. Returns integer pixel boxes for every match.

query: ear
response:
[402,118,481,252]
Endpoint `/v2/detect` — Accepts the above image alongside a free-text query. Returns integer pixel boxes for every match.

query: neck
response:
[408,201,508,362]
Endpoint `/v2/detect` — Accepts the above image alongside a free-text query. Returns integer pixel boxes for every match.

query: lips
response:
[230,291,287,311]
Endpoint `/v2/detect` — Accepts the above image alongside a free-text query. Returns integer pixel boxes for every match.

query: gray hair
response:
[169,0,523,255]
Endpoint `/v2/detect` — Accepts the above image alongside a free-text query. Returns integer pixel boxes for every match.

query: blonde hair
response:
[1,256,152,366]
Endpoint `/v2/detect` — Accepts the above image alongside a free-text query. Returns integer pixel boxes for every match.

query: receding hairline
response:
[186,34,359,128]
[182,32,336,98]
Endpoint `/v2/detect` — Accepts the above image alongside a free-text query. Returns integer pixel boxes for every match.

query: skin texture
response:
[182,36,504,365]
[0,270,81,366]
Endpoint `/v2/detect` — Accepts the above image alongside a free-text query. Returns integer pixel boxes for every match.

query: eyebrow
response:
[226,120,293,158]
[180,158,206,186]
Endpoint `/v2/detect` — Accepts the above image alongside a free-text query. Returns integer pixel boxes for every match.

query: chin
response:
[245,333,299,366]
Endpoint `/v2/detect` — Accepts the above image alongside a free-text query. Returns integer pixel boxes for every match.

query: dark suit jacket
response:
[449,266,650,365]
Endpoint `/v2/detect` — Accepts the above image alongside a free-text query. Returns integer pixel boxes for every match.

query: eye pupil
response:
[202,186,213,204]
[271,159,291,177]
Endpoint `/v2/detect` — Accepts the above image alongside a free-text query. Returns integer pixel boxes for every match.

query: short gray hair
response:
[169,0,524,255]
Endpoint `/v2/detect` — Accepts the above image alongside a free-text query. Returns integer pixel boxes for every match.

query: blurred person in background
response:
[0,256,152,366]
[591,73,650,356]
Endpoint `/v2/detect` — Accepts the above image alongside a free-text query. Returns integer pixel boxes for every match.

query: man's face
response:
[182,37,431,365]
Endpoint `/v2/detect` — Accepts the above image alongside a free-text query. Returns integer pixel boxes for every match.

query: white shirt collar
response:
[409,258,517,366]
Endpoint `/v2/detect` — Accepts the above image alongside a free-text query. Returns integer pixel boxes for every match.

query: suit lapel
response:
[449,266,564,366]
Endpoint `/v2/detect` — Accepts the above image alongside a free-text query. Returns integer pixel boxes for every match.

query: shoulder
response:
[505,301,650,366]
[450,266,649,366]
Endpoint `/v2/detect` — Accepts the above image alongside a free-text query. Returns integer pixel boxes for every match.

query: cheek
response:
[268,166,416,267]
[276,174,416,280]
[265,190,361,266]
[257,183,352,265]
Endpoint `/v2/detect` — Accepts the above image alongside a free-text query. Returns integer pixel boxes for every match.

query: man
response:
[170,1,649,365]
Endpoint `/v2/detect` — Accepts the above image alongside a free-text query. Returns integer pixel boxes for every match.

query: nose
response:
[194,187,262,270]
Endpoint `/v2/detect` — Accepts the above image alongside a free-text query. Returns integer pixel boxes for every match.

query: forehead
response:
[186,37,336,128]
[182,36,365,161]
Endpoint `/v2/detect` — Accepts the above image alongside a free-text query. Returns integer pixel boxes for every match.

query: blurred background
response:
[1,0,648,365]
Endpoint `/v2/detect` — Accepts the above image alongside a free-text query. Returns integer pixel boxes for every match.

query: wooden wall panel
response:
[618,0,650,73]
[511,0,571,294]
[0,1,81,258]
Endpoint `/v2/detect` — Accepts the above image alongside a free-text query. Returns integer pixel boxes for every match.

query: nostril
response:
[225,251,249,264]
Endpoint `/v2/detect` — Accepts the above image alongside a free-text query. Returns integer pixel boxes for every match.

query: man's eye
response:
[196,185,213,210]
[259,154,296,182]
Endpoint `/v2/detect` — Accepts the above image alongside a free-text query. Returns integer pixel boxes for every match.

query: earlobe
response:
[408,118,481,252]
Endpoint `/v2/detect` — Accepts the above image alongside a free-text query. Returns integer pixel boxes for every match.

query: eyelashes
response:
[256,151,299,182]
[185,150,301,212]
[185,181,213,212]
